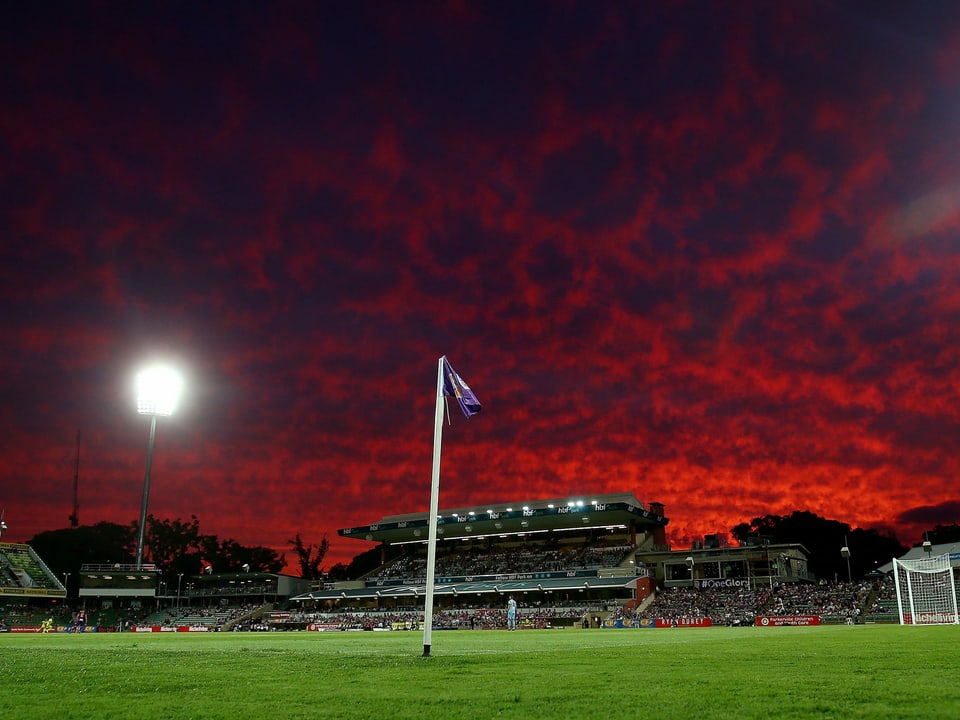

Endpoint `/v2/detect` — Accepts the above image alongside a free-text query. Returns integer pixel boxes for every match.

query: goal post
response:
[892,554,959,625]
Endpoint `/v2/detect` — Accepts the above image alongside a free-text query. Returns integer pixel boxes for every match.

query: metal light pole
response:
[63,572,71,598]
[840,536,852,583]
[134,365,182,570]
[177,573,184,610]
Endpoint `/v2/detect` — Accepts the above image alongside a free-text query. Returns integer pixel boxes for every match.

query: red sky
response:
[3,2,960,568]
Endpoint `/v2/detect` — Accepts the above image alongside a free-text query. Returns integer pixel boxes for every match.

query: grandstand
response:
[291,492,666,610]
[280,491,907,630]
[0,542,67,599]
[293,492,813,606]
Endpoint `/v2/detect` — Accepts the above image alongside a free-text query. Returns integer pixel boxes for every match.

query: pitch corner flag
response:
[442,356,481,418]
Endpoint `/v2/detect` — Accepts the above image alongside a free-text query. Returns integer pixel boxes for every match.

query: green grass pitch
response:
[4,625,959,719]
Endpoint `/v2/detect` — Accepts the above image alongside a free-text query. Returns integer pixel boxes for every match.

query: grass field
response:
[4,625,960,720]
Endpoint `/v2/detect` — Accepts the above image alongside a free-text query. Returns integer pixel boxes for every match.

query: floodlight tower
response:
[135,365,183,570]
[840,536,852,583]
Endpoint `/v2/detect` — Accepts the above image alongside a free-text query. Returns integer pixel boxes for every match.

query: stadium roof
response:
[338,491,667,545]
[876,542,960,574]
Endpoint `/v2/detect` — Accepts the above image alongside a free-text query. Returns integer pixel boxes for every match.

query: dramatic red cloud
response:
[2,2,959,568]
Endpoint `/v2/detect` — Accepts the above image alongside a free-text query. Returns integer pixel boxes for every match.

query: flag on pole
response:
[442,357,481,418]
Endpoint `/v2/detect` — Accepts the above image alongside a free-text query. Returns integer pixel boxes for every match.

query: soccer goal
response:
[892,554,959,625]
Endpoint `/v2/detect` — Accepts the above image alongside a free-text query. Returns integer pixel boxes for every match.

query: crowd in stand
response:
[377,543,634,580]
[619,579,886,626]
[628,586,771,626]
[265,603,593,631]
[275,580,889,631]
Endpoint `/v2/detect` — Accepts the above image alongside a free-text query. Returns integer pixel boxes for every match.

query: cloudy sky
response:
[3,1,960,567]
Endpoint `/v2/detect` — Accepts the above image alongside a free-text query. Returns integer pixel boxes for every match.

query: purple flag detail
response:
[442,357,482,418]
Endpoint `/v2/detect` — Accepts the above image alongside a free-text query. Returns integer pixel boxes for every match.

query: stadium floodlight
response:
[136,366,183,417]
[134,364,183,570]
[841,539,852,583]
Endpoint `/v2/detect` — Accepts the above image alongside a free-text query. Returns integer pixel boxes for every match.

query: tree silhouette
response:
[924,524,960,545]
[287,533,329,580]
[731,511,906,581]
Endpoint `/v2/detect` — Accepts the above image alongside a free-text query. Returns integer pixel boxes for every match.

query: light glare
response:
[136,366,183,416]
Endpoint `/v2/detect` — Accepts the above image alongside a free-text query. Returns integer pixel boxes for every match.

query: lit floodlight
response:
[136,366,183,417]
[133,363,183,569]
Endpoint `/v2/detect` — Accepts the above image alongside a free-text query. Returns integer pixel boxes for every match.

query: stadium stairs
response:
[221,603,273,631]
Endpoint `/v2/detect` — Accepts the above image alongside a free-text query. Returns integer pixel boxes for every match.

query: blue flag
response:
[442,357,482,418]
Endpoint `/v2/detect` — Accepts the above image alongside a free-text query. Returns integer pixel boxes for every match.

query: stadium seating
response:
[0,544,59,589]
[373,541,635,581]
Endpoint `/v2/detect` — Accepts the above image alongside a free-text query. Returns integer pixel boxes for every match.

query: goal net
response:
[892,554,959,625]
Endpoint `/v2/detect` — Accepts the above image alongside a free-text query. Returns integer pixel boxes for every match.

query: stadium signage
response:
[658,617,712,628]
[601,618,713,629]
[9,625,102,633]
[696,578,750,589]
[308,623,342,632]
[904,612,957,624]
[131,625,212,632]
[0,587,66,597]
[602,618,657,629]
[756,615,820,626]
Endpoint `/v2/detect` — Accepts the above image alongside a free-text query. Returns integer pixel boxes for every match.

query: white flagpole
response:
[422,355,446,657]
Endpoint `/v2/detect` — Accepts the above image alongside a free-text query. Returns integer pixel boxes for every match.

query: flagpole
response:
[422,355,446,657]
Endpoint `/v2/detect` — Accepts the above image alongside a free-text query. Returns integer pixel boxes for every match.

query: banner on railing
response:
[601,617,712,629]
[756,615,820,626]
